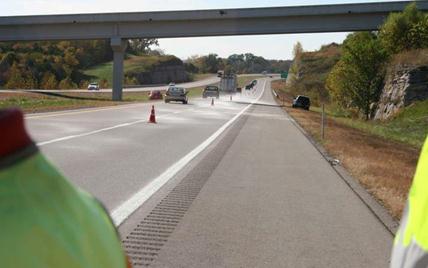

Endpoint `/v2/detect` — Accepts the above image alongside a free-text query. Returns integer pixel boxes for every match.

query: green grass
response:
[84,62,113,85]
[0,91,151,113]
[84,55,217,87]
[312,100,428,148]
[83,54,182,86]
[272,79,427,149]
[190,73,216,81]
[186,87,204,98]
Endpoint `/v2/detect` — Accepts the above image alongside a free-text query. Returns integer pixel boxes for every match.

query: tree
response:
[287,42,304,87]
[293,41,303,59]
[227,54,245,73]
[58,77,77,89]
[327,32,388,119]
[326,60,355,109]
[127,39,159,55]
[41,72,58,89]
[379,3,428,54]
[5,63,37,89]
[204,54,221,73]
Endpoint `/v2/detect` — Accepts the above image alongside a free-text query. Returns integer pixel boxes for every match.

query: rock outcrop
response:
[374,66,428,120]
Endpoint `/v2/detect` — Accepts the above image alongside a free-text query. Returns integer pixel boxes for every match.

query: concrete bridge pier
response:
[111,38,127,101]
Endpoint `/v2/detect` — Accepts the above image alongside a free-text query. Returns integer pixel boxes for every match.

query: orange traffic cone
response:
[211,98,214,106]
[148,105,156,123]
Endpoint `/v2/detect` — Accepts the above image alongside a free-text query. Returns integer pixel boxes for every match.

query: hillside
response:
[84,54,189,87]
[287,43,341,105]
[0,40,113,89]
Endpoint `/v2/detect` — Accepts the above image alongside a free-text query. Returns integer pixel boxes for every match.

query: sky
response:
[0,0,404,60]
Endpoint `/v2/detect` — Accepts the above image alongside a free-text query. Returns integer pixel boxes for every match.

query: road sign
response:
[281,72,288,79]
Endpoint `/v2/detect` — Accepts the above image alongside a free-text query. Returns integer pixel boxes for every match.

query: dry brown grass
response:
[271,80,419,220]
[390,48,428,68]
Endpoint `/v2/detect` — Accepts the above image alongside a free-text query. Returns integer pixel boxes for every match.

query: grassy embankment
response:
[0,91,149,113]
[84,55,214,86]
[272,79,426,220]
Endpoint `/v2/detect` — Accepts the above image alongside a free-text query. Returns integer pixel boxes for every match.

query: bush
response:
[379,3,428,54]
[58,78,77,89]
[327,32,388,120]
[99,79,109,89]
[41,72,58,89]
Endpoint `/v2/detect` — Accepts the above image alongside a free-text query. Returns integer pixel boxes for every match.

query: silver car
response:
[87,82,99,91]
[165,86,188,104]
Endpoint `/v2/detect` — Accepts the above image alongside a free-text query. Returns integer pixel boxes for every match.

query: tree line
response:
[184,53,291,75]
[0,39,158,89]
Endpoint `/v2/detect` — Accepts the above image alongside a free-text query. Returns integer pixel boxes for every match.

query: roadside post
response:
[321,104,325,140]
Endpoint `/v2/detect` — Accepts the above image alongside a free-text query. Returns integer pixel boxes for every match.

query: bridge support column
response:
[111,38,127,101]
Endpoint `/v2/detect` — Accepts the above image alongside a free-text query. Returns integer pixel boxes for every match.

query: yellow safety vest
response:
[0,149,128,268]
[391,136,428,267]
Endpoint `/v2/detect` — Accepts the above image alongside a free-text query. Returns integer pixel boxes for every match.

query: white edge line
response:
[110,79,267,226]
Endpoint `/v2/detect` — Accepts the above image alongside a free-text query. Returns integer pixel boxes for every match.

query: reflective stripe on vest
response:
[391,137,428,268]
[0,152,127,268]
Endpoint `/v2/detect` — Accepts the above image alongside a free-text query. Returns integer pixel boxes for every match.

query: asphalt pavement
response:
[26,84,262,214]
[142,80,393,267]
[24,78,393,267]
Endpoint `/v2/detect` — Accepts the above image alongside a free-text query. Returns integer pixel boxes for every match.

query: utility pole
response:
[321,104,326,140]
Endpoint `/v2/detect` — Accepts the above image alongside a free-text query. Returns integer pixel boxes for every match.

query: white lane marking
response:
[36,108,191,146]
[111,79,267,226]
[37,120,146,146]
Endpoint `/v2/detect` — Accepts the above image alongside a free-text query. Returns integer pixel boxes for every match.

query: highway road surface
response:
[25,78,393,267]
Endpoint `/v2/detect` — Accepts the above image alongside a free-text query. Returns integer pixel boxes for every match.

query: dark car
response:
[165,86,188,104]
[202,86,220,99]
[148,90,163,100]
[245,80,257,90]
[292,95,311,110]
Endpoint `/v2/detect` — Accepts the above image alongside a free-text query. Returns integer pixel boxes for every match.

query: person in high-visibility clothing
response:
[0,108,130,268]
[391,136,428,268]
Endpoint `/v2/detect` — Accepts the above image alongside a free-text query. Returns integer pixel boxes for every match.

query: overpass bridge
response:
[1,1,427,100]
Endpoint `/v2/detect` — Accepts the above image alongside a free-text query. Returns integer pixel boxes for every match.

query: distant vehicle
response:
[202,86,220,99]
[219,74,237,93]
[245,80,258,90]
[292,95,311,110]
[165,86,188,104]
[148,90,163,100]
[262,71,268,75]
[168,82,176,86]
[217,71,223,77]
[87,82,99,91]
